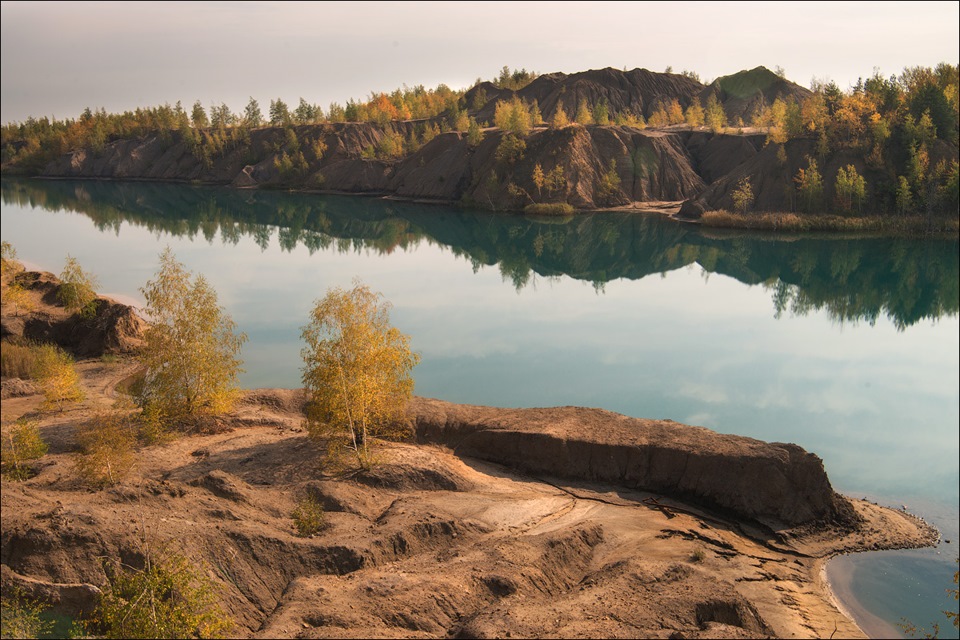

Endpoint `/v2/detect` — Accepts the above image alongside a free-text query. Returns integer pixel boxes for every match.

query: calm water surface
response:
[2,178,958,638]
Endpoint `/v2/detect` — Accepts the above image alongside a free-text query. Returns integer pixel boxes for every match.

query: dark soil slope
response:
[43,123,708,210]
[700,66,812,125]
[467,67,706,123]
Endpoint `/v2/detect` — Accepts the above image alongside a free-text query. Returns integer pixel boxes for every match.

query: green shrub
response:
[2,281,34,317]
[494,133,526,165]
[1,418,48,480]
[292,495,326,537]
[32,343,84,411]
[93,550,231,639]
[595,159,622,205]
[57,255,99,318]
[74,411,137,488]
[0,588,54,639]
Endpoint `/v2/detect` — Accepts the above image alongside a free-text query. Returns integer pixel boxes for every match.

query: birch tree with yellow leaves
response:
[301,281,419,468]
[138,248,246,425]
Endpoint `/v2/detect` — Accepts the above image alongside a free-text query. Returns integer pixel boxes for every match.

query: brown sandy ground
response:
[0,265,938,638]
[0,357,937,639]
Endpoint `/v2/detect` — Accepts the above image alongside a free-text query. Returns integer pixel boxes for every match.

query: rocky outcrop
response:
[467,67,706,123]
[410,397,859,530]
[699,66,812,125]
[1,269,145,357]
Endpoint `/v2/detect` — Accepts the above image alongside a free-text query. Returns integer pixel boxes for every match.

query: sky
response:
[1,0,958,124]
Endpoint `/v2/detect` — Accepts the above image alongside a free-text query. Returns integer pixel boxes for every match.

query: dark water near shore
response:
[2,178,958,637]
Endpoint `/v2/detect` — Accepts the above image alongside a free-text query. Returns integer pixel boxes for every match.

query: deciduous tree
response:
[532,163,545,197]
[685,98,705,127]
[704,94,726,133]
[74,410,136,488]
[2,282,33,317]
[834,164,867,214]
[731,176,755,213]
[93,549,230,639]
[896,175,914,214]
[467,117,484,146]
[551,105,570,129]
[494,97,532,136]
[575,99,594,125]
[794,157,824,213]
[592,99,610,126]
[666,98,685,125]
[0,240,18,276]
[300,281,419,468]
[137,249,246,424]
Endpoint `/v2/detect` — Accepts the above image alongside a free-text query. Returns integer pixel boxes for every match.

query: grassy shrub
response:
[32,344,84,411]
[700,209,960,234]
[57,255,100,318]
[1,340,39,378]
[1,281,35,316]
[0,588,54,639]
[524,202,575,216]
[74,410,137,488]
[292,495,326,537]
[92,550,231,639]
[1,418,48,480]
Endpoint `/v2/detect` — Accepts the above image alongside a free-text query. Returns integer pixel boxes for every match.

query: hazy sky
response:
[2,1,958,124]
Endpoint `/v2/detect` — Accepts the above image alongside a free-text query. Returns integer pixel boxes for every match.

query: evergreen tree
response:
[269,98,291,126]
[191,101,208,128]
[244,97,263,127]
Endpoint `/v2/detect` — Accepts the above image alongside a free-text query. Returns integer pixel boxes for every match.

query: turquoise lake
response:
[2,178,958,638]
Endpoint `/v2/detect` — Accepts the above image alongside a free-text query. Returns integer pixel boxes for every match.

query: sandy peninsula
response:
[0,266,939,638]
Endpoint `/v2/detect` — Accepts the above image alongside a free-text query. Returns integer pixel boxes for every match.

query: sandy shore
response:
[1,360,940,638]
[826,554,904,639]
[0,265,940,638]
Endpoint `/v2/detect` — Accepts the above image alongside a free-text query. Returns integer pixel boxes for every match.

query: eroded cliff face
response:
[37,66,792,212]
[410,397,859,530]
[41,122,730,211]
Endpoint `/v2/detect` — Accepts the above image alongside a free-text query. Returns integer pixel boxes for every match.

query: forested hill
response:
[2,64,957,222]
